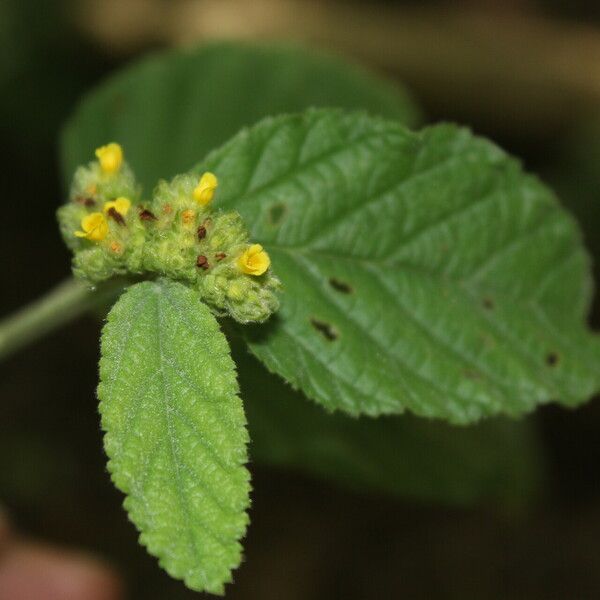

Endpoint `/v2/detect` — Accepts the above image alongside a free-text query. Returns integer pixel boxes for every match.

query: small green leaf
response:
[233,341,543,507]
[197,109,600,423]
[61,41,420,192]
[98,279,249,594]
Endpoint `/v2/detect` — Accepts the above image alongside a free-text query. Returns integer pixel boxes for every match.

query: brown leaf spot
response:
[310,318,339,341]
[329,278,353,294]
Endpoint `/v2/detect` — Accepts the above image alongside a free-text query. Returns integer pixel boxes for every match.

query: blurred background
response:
[2,0,600,598]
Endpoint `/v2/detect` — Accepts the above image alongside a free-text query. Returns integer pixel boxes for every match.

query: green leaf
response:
[232,340,543,507]
[98,279,249,594]
[61,41,420,192]
[197,109,600,423]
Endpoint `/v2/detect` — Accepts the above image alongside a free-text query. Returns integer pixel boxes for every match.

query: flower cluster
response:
[57,144,280,323]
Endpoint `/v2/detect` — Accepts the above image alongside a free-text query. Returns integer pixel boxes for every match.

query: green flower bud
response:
[58,147,280,323]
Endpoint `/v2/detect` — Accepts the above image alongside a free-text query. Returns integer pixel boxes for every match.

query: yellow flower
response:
[95,143,123,174]
[193,172,218,206]
[238,244,270,276]
[74,212,109,241]
[103,197,131,217]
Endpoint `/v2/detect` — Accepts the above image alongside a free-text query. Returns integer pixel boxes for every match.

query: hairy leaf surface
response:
[61,42,420,191]
[98,279,249,594]
[198,110,600,422]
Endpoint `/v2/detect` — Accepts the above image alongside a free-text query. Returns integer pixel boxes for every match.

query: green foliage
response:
[197,109,600,423]
[56,41,600,596]
[233,341,543,507]
[98,279,250,594]
[61,41,420,191]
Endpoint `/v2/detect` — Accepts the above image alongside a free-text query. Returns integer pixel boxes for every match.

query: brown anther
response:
[196,255,209,270]
[197,225,207,240]
[162,204,173,214]
[139,208,157,221]
[215,252,226,261]
[110,241,122,253]
[107,206,125,225]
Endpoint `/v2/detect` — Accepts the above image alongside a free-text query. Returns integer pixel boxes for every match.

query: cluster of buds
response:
[57,144,280,323]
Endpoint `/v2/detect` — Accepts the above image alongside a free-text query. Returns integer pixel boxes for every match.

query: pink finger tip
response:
[0,542,124,600]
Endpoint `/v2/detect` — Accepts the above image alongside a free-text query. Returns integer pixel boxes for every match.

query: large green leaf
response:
[98,279,249,594]
[61,41,420,192]
[231,340,543,507]
[197,109,600,423]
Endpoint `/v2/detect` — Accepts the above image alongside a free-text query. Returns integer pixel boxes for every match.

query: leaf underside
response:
[98,279,250,594]
[197,109,600,423]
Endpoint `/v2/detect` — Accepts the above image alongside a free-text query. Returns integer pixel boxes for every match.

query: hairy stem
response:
[0,277,123,362]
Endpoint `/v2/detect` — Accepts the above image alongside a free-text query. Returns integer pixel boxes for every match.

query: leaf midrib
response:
[155,290,231,557]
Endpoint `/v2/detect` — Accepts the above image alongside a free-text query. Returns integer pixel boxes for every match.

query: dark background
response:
[2,1,600,598]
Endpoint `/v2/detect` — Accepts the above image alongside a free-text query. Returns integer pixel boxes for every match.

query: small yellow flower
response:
[103,197,131,217]
[193,172,218,206]
[74,212,109,241]
[95,143,123,174]
[238,244,270,276]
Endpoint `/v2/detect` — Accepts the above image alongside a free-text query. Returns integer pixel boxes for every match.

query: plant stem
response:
[0,277,123,362]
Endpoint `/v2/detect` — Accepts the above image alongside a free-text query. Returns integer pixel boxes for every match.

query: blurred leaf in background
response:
[234,339,543,508]
[61,41,421,190]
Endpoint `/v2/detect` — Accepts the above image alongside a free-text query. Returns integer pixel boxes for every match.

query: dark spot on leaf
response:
[546,352,560,367]
[310,318,338,341]
[329,278,353,294]
[482,297,494,310]
[269,203,287,226]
